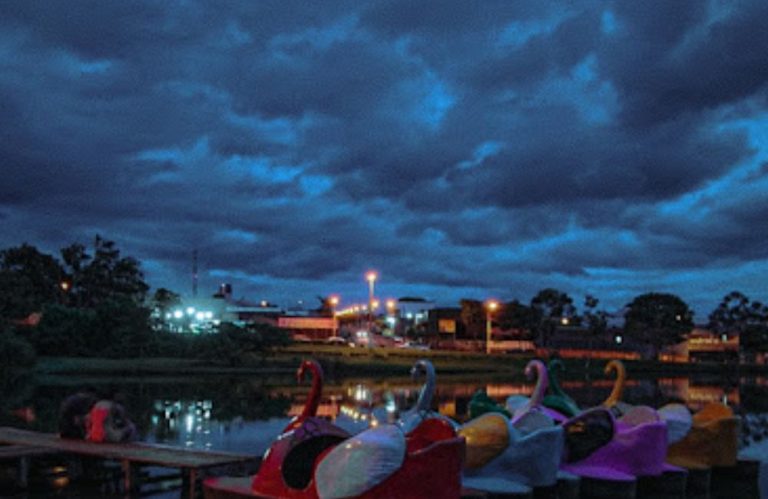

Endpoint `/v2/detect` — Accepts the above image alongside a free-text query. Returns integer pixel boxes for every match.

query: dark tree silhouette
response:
[530,288,576,347]
[0,244,65,319]
[709,291,768,354]
[460,299,485,340]
[624,293,693,359]
[497,299,535,338]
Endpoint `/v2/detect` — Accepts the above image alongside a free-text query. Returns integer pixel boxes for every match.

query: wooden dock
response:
[2,425,761,498]
[0,444,60,488]
[203,460,761,499]
[0,427,258,497]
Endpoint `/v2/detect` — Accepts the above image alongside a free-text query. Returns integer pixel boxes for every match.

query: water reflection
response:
[130,374,767,457]
[150,400,215,449]
[2,371,768,497]
[1,373,766,456]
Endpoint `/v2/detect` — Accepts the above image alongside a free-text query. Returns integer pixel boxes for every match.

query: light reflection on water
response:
[142,374,758,458]
[2,372,766,497]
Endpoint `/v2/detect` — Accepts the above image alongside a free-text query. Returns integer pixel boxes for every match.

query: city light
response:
[485,300,499,355]
[329,295,340,337]
[365,271,377,332]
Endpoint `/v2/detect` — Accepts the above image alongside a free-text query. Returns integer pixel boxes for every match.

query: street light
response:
[384,299,398,335]
[365,271,377,332]
[329,295,340,337]
[386,299,396,314]
[485,300,499,355]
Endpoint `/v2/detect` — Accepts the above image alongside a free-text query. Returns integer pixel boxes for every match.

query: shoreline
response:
[30,345,768,379]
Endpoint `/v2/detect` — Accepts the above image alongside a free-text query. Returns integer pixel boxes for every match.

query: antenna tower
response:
[192,249,198,298]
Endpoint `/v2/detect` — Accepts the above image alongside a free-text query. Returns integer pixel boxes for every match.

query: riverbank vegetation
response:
[0,238,291,369]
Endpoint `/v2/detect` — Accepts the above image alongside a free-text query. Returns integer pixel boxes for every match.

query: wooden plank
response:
[184,468,198,499]
[203,476,253,499]
[0,444,60,489]
[0,444,59,459]
[636,469,688,499]
[0,427,256,470]
[684,467,711,499]
[121,459,136,495]
[579,476,637,499]
[461,488,533,498]
[710,459,760,499]
[203,478,535,499]
[555,471,581,499]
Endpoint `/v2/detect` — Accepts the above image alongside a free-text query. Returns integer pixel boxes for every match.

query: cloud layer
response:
[1,1,767,318]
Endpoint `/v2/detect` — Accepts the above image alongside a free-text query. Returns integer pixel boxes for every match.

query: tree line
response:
[459,288,768,358]
[0,238,289,367]
[1,238,766,366]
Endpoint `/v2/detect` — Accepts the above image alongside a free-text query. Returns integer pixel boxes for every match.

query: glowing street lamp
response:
[485,300,499,355]
[329,295,340,310]
[366,271,377,305]
[365,271,377,331]
[329,295,340,337]
[386,299,396,315]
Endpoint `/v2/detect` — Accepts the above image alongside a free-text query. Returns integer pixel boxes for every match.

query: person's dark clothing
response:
[59,391,98,439]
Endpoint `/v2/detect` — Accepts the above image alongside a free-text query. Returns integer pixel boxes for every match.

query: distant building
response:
[277,316,336,340]
[158,283,282,333]
[426,307,464,338]
[543,325,643,361]
[660,327,739,363]
[396,297,435,322]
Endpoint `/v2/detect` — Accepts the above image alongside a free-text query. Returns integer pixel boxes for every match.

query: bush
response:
[30,301,155,358]
[30,305,98,356]
[0,327,36,368]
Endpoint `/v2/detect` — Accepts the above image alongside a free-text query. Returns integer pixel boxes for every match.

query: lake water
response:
[2,368,767,496]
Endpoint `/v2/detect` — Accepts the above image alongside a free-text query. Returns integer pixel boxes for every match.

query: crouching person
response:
[59,388,98,439]
[85,399,137,443]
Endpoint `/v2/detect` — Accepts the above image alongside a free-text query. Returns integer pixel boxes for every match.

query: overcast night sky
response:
[1,1,767,318]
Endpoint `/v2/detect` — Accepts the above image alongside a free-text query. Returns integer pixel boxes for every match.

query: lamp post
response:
[329,295,339,337]
[365,271,377,332]
[485,300,499,355]
[386,299,397,335]
[386,299,396,314]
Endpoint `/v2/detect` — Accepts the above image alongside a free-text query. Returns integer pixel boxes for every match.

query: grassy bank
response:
[34,346,530,377]
[34,345,767,379]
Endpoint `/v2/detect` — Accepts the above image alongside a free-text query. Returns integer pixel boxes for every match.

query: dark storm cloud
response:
[603,1,768,127]
[1,0,767,315]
